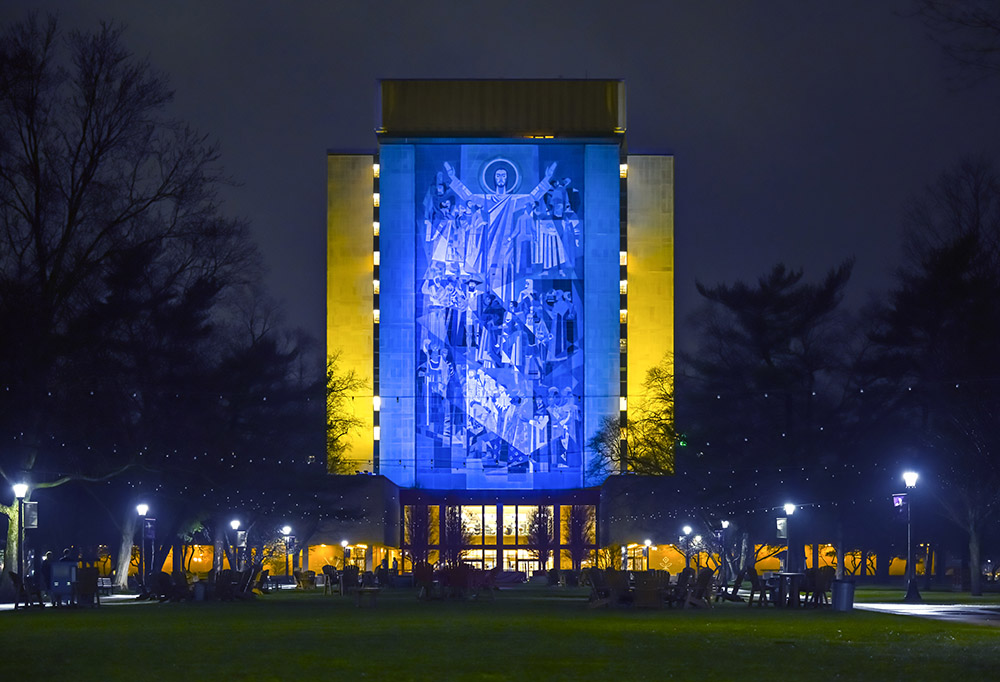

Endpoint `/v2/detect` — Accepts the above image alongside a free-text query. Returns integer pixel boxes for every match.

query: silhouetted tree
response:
[914,0,1000,81]
[587,355,677,481]
[439,505,470,567]
[0,14,294,589]
[327,352,365,473]
[526,505,555,572]
[563,504,595,571]
[676,261,875,567]
[404,504,431,567]
[873,158,1000,595]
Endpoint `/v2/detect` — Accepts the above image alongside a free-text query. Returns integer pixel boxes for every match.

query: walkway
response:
[0,594,144,612]
[856,602,1000,626]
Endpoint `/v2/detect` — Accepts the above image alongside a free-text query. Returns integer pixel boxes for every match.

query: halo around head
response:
[480,157,520,194]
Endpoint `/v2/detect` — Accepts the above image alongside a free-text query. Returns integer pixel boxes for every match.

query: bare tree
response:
[439,505,470,567]
[0,14,268,589]
[326,352,366,473]
[525,505,555,573]
[914,0,1000,81]
[587,355,678,481]
[874,158,1000,596]
[563,504,595,571]
[404,504,431,568]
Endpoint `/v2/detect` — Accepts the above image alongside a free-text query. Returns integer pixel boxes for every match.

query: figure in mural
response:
[444,160,556,304]
[415,149,586,488]
[534,181,581,275]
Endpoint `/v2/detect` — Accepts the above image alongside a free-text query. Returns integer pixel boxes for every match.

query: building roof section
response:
[377,79,626,138]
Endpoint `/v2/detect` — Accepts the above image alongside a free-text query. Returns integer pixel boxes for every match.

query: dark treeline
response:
[602,158,1000,595]
[0,14,334,594]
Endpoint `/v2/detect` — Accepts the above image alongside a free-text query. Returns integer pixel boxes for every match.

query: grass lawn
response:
[6,585,1000,681]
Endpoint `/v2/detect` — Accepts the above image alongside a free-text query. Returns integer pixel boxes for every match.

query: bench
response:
[356,586,379,607]
[356,570,379,607]
[98,577,114,596]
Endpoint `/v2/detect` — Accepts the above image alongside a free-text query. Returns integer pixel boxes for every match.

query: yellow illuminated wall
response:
[625,155,674,426]
[327,154,375,472]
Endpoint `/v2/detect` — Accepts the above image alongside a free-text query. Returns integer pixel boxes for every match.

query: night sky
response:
[5,1,1000,351]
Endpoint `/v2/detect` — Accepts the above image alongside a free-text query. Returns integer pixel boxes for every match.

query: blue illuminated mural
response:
[414,144,585,488]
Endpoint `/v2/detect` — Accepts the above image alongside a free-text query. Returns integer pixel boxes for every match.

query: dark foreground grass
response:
[6,586,999,681]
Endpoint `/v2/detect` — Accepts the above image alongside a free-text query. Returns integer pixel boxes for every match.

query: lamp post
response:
[682,525,692,568]
[341,539,350,570]
[230,520,241,571]
[783,503,796,574]
[282,526,293,577]
[903,471,922,603]
[136,504,149,593]
[13,483,28,582]
[720,520,731,585]
[644,539,652,571]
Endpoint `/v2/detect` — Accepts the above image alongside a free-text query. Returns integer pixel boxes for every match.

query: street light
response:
[136,504,149,595]
[341,539,350,570]
[720,520,731,585]
[644,539,652,571]
[13,483,27,582]
[230,519,241,571]
[682,525,692,568]
[282,526,293,577]
[902,471,922,603]
[783,503,796,573]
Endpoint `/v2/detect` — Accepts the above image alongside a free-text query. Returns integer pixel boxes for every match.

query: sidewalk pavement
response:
[0,593,146,612]
[856,602,1000,626]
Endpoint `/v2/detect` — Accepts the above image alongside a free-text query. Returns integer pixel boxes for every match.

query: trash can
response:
[831,579,855,612]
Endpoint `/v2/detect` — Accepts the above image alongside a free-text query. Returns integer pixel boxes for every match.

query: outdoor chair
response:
[170,570,193,600]
[801,568,818,604]
[746,567,773,607]
[357,570,380,607]
[587,568,611,608]
[148,571,174,602]
[633,570,667,609]
[714,570,744,603]
[667,567,695,608]
[75,567,101,607]
[563,569,580,587]
[468,566,498,600]
[295,569,317,590]
[685,567,716,608]
[413,562,438,600]
[252,568,270,594]
[446,564,472,599]
[236,568,256,595]
[604,569,634,607]
[719,567,747,603]
[322,565,339,595]
[341,565,360,595]
[216,569,238,601]
[810,566,835,606]
[9,571,45,610]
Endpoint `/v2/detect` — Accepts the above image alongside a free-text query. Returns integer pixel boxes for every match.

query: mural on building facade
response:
[414,144,585,488]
